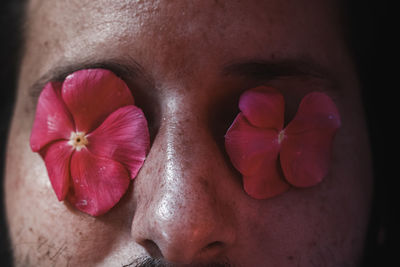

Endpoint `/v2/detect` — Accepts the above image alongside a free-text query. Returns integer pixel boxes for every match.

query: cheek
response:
[232,184,367,265]
[227,129,372,265]
[4,121,138,265]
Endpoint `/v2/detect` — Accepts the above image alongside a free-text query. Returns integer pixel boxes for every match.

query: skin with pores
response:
[5,0,372,266]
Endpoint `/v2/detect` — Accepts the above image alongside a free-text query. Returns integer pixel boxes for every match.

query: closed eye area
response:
[27,56,339,147]
[27,58,160,142]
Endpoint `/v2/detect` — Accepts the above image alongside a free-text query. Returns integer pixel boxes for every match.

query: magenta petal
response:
[87,106,150,179]
[68,149,130,216]
[280,92,341,187]
[225,113,281,176]
[243,165,290,199]
[61,69,134,133]
[239,86,284,129]
[225,113,289,199]
[40,141,73,201]
[30,82,75,152]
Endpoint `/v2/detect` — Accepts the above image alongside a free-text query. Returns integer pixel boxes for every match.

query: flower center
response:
[278,129,286,144]
[68,131,88,151]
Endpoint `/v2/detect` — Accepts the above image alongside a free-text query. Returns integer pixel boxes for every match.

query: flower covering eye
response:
[30,69,150,216]
[224,86,341,199]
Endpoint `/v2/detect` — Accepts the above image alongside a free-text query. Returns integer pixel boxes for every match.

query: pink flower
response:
[30,69,150,216]
[225,86,341,199]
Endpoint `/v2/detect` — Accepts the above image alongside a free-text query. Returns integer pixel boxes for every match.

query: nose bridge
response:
[159,91,216,203]
[131,93,236,262]
[154,100,222,239]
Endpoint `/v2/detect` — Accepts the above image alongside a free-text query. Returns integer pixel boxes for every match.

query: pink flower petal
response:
[40,141,73,201]
[61,69,134,133]
[225,113,280,176]
[280,92,341,187]
[239,86,284,129]
[87,106,150,179]
[30,82,75,152]
[243,166,290,199]
[68,149,130,216]
[225,113,289,199]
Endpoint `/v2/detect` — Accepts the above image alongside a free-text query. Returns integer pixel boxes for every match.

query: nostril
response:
[199,241,227,259]
[203,241,225,251]
[141,239,163,259]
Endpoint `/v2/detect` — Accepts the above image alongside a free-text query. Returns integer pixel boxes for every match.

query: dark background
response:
[1,1,22,266]
[0,1,395,266]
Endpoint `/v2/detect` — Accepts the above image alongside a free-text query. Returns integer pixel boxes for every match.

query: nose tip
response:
[149,227,231,264]
[134,222,235,264]
[158,213,233,263]
[132,185,236,264]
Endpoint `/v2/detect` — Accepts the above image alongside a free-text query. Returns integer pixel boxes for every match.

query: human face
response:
[5,0,373,266]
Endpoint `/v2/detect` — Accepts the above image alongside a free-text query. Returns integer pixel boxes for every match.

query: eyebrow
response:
[29,57,336,99]
[222,58,335,84]
[28,57,149,99]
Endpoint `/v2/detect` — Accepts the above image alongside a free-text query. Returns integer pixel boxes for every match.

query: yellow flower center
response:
[68,131,88,151]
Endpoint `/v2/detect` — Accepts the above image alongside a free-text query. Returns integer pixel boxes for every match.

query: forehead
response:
[24,0,344,87]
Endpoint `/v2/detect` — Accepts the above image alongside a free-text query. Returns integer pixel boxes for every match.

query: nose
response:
[131,101,237,264]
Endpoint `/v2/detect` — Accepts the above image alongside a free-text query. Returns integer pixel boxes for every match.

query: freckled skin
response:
[5,0,372,266]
